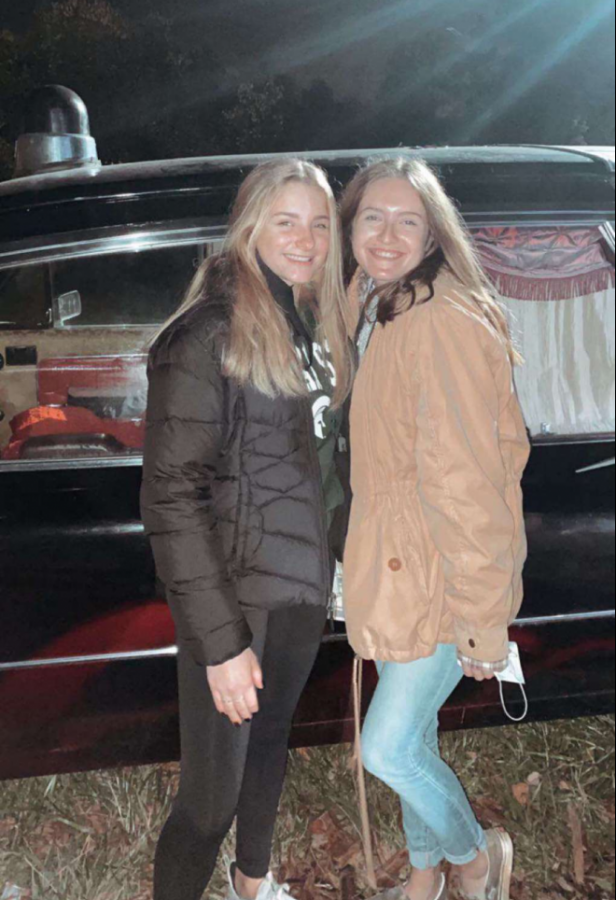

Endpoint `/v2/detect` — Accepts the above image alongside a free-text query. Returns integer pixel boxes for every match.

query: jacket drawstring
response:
[352,655,378,890]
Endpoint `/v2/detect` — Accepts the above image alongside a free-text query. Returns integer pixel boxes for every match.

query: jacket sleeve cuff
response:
[453,620,510,664]
[181,616,254,668]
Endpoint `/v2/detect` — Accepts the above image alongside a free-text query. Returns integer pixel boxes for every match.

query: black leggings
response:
[154,604,327,900]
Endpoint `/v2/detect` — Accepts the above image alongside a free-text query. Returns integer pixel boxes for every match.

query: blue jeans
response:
[361,643,487,870]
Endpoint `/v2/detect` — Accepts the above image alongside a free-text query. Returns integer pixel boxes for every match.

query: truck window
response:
[0,265,50,331]
[473,224,616,439]
[51,244,204,328]
[0,243,205,466]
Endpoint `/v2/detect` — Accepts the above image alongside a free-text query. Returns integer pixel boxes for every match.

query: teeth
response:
[371,250,401,259]
[286,255,313,262]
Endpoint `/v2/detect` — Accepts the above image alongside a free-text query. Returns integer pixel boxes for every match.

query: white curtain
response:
[500,289,615,437]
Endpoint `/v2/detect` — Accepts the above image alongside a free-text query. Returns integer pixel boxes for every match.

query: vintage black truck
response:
[0,87,614,779]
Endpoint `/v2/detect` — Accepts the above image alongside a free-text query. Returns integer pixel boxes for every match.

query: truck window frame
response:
[0,226,225,473]
[0,213,613,474]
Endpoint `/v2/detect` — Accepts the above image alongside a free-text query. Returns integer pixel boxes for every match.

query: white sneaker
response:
[367,873,447,899]
[224,856,295,900]
[460,829,514,900]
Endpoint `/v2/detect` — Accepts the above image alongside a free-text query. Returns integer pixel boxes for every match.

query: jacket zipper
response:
[302,398,333,603]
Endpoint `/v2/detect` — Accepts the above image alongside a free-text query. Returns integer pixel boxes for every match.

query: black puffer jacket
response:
[141,288,337,669]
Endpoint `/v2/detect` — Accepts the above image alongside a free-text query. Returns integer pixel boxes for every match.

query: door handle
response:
[576,457,615,474]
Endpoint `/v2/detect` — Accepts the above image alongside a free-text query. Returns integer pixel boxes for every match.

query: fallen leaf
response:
[335,841,363,869]
[512,782,531,805]
[377,848,409,880]
[0,818,17,840]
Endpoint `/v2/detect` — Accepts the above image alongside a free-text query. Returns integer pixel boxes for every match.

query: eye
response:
[314,222,330,230]
[277,220,293,228]
[365,214,380,222]
[402,219,418,227]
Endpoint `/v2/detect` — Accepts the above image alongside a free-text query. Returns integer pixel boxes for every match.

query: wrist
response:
[457,651,508,674]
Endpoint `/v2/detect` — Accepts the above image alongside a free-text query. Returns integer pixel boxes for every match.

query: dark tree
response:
[0,0,613,183]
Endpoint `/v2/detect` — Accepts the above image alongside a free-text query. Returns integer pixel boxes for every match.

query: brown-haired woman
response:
[340,158,531,900]
[141,159,354,900]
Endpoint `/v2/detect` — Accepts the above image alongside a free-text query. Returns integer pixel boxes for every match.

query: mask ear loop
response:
[499,679,529,723]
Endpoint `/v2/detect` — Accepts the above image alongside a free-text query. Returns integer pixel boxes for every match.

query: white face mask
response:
[496,642,529,723]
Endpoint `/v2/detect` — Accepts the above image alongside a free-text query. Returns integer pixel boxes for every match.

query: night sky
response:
[2,0,614,103]
[0,0,614,167]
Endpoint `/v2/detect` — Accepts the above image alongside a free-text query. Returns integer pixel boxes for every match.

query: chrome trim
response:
[577,457,616,474]
[0,222,227,270]
[0,216,613,271]
[0,646,178,671]
[514,609,615,627]
[464,212,615,226]
[1,610,613,672]
[0,148,398,198]
[515,144,615,174]
[0,454,143,474]
[1,144,613,199]
[531,433,616,447]
[15,134,100,180]
[600,221,616,255]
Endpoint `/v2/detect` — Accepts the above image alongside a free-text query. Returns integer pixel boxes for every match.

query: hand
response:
[207,648,264,725]
[459,655,508,683]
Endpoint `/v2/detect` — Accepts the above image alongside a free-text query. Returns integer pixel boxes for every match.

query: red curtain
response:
[473,226,615,301]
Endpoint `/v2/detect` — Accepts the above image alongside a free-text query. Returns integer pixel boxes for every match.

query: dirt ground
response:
[1,716,614,900]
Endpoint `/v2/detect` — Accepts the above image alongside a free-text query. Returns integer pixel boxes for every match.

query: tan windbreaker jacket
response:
[343,269,531,664]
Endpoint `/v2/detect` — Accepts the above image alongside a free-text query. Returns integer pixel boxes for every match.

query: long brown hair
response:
[340,156,521,365]
[154,159,354,407]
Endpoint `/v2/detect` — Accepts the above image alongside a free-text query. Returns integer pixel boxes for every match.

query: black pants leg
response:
[235,605,327,877]
[153,605,326,900]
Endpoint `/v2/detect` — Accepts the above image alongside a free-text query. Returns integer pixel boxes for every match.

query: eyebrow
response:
[361,206,425,220]
[272,212,330,220]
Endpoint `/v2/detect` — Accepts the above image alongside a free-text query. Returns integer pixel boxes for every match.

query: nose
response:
[377,218,396,244]
[295,226,315,250]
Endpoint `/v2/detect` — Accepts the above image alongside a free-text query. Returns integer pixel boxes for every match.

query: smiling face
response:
[255,181,331,286]
[352,177,432,285]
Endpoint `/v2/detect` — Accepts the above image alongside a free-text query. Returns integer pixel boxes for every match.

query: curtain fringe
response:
[352,656,378,890]
[484,268,615,302]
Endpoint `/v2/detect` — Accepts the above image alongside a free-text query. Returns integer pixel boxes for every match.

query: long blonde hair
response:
[156,159,354,407]
[340,156,521,365]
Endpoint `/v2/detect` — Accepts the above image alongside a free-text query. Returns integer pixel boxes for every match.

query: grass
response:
[0,717,614,900]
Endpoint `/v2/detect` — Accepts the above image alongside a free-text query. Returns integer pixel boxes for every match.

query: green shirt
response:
[298,306,344,527]
[260,261,344,526]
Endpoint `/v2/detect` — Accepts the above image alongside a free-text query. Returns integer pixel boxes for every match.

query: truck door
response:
[470,219,615,714]
[0,236,210,777]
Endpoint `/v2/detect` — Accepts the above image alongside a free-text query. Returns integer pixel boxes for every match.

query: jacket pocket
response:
[398,505,436,600]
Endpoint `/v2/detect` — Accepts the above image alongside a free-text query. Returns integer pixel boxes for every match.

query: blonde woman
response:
[340,159,530,900]
[141,159,354,900]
